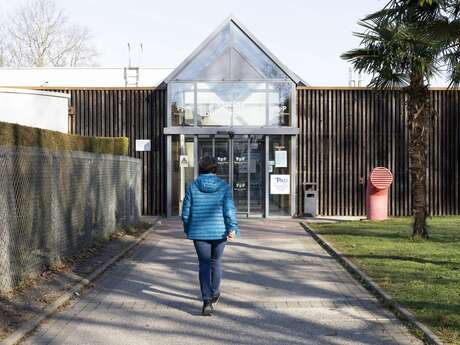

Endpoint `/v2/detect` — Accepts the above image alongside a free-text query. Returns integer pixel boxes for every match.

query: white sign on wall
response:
[270,174,290,195]
[135,140,151,151]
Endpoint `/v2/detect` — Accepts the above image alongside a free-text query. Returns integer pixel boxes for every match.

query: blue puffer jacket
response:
[181,173,239,240]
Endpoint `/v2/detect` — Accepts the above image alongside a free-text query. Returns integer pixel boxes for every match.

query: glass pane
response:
[233,84,266,126]
[171,135,195,215]
[170,83,194,126]
[268,83,292,126]
[197,48,230,80]
[249,136,265,215]
[231,23,288,80]
[230,48,264,80]
[269,135,290,216]
[175,24,230,80]
[215,139,230,183]
[197,137,213,161]
[171,82,293,128]
[197,83,232,126]
[233,137,248,213]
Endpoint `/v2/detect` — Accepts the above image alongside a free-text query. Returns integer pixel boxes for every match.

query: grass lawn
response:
[308,217,460,345]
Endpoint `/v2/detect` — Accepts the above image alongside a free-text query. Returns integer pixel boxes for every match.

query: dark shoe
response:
[201,300,213,316]
[211,293,220,306]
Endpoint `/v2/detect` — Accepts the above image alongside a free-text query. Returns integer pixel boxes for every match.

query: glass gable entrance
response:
[172,21,289,82]
[164,17,302,217]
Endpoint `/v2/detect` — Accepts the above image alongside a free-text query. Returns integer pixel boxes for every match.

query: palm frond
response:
[342,1,452,89]
[368,71,410,89]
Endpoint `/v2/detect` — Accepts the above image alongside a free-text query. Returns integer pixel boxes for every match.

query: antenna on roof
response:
[125,42,140,87]
[349,66,364,87]
[139,43,143,67]
[348,67,355,86]
[357,71,363,87]
[127,43,132,67]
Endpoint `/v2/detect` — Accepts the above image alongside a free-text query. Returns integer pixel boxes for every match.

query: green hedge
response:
[0,121,129,156]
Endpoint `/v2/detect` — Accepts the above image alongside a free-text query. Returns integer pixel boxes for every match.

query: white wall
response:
[0,88,70,133]
[0,67,173,87]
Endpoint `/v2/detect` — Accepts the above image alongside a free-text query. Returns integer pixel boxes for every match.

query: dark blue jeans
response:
[193,239,226,301]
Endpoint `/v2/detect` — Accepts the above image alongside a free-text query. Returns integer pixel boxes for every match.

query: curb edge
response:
[0,217,163,345]
[299,221,444,345]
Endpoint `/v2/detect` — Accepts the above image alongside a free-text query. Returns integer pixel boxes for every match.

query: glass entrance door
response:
[169,134,294,217]
[249,136,265,215]
[215,139,230,183]
[198,136,230,183]
[197,135,265,217]
[232,137,249,214]
[232,135,265,216]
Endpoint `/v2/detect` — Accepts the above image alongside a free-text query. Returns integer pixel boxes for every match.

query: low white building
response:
[0,67,173,88]
[0,88,70,133]
[0,66,174,133]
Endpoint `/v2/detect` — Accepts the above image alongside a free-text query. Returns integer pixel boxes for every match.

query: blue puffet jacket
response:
[181,173,239,240]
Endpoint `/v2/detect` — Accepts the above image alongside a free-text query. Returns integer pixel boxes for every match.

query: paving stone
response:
[20,218,423,345]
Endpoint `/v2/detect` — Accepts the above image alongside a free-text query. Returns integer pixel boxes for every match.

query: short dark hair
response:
[199,156,218,174]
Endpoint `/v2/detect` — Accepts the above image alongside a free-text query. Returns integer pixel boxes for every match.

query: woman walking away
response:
[181,156,239,316]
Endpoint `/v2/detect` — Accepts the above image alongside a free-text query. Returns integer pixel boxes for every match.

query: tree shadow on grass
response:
[314,227,460,244]
[345,254,458,266]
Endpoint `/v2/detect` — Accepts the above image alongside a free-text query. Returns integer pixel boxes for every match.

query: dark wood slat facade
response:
[297,88,460,216]
[44,87,459,217]
[49,88,167,216]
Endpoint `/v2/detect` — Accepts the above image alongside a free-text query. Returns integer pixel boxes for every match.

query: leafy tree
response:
[342,0,459,239]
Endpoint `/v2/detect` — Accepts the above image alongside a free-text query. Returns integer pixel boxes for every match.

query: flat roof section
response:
[0,67,174,87]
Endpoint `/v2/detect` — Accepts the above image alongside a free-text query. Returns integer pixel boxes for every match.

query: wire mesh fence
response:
[0,146,141,293]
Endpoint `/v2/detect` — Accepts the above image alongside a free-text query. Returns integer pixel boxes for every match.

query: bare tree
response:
[0,20,10,67]
[2,0,97,67]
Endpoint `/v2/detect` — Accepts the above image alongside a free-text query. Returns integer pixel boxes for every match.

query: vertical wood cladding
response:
[297,88,460,216]
[47,87,458,216]
[49,88,167,216]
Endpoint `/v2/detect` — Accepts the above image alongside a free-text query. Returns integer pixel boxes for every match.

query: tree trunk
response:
[406,73,430,239]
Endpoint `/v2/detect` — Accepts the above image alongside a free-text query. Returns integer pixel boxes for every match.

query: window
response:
[231,23,288,80]
[269,135,291,215]
[197,83,232,126]
[232,84,266,126]
[173,22,290,82]
[268,83,291,126]
[170,83,194,126]
[170,81,292,127]
[175,25,230,81]
[168,21,295,127]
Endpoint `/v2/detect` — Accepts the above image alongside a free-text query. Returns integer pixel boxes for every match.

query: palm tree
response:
[342,0,459,239]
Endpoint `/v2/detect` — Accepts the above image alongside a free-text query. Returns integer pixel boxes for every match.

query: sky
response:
[0,0,448,86]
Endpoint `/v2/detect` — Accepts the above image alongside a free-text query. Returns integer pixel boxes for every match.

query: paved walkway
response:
[21,219,422,345]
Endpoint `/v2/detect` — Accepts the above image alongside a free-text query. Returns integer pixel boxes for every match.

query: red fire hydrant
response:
[366,167,393,220]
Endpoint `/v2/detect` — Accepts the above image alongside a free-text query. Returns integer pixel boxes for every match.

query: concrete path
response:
[21,219,422,345]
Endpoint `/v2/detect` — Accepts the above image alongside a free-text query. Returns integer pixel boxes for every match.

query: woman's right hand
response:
[227,230,236,241]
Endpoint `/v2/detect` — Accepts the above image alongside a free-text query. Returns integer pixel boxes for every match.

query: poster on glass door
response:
[270,174,290,194]
[275,150,287,167]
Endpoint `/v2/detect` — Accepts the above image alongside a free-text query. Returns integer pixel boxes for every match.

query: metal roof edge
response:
[0,67,174,70]
[297,86,456,90]
[0,87,71,98]
[0,86,158,91]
